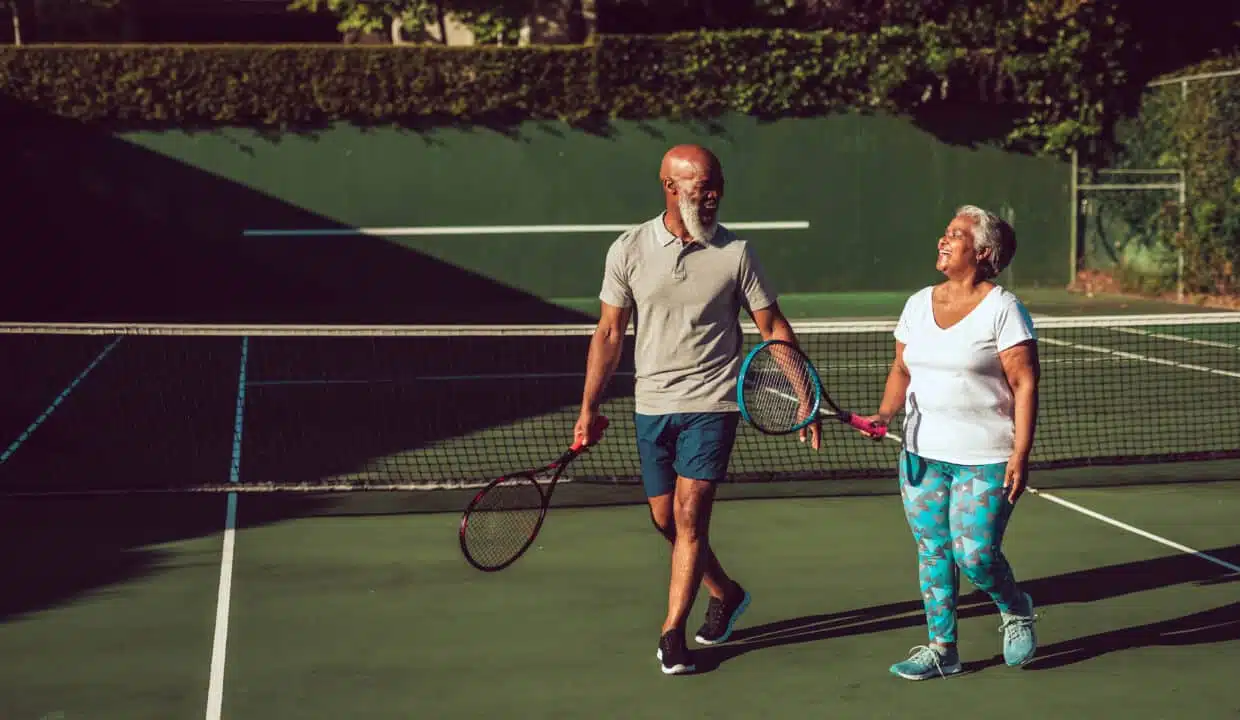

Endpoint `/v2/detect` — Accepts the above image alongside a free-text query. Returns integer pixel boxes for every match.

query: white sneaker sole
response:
[656,648,696,675]
[694,591,752,646]
[892,662,963,681]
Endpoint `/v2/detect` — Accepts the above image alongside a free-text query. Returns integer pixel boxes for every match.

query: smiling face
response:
[661,145,725,244]
[936,214,987,279]
[675,170,723,244]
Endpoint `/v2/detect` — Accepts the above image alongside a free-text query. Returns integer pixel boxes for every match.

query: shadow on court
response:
[0,94,610,621]
[0,96,597,326]
[692,543,1240,674]
[1017,600,1240,671]
[0,494,337,623]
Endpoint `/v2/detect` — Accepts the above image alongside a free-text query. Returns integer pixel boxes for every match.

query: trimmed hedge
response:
[0,28,1131,157]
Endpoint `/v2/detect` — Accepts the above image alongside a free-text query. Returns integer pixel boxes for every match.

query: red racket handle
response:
[846,413,887,438]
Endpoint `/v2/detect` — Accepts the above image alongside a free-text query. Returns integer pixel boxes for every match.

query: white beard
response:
[679,192,718,245]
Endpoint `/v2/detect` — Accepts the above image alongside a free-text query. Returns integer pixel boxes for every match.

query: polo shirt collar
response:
[656,212,715,247]
[656,212,679,246]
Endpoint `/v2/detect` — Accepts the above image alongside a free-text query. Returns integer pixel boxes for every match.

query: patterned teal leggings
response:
[898,451,1025,644]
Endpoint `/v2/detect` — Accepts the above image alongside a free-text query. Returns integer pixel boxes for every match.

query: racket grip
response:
[846,413,887,437]
[570,415,610,451]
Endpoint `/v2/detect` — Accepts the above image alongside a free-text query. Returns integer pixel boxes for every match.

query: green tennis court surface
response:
[1,297,1237,718]
[0,482,1236,719]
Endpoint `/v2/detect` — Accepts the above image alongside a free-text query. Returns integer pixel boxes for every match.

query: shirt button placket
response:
[673,244,690,280]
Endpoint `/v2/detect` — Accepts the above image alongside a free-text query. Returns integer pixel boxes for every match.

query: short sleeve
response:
[738,241,777,312]
[598,236,633,309]
[893,289,925,344]
[995,293,1037,351]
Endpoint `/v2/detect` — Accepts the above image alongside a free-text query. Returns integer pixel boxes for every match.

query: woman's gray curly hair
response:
[955,205,1017,280]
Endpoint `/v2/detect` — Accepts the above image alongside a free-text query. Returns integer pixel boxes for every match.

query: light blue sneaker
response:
[889,644,963,681]
[1000,592,1038,666]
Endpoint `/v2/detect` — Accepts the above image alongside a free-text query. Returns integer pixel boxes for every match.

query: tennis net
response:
[0,313,1237,499]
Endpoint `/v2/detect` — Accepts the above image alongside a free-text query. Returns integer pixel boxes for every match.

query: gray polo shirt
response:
[599,213,777,415]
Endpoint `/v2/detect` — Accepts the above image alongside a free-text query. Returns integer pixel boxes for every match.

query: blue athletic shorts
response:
[634,411,740,498]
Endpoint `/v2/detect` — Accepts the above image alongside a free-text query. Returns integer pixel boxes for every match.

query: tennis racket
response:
[459,415,610,572]
[738,339,887,438]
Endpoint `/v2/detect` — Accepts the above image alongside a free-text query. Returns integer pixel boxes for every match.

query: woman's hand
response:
[1004,452,1029,504]
[855,414,888,441]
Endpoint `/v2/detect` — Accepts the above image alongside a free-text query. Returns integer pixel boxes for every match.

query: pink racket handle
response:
[570,415,611,451]
[845,413,887,438]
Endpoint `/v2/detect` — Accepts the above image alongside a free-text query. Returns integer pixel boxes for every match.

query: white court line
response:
[242,221,810,237]
[763,382,1239,577]
[206,337,249,720]
[1039,336,1240,379]
[1025,488,1240,575]
[0,337,123,465]
[244,354,1168,387]
[1108,325,1240,351]
[865,424,1239,576]
[205,494,238,720]
[246,371,637,386]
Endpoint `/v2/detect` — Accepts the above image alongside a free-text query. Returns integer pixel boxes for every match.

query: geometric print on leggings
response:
[899,452,1024,644]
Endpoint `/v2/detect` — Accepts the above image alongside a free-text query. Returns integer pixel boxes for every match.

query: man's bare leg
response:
[661,477,720,634]
[648,490,738,603]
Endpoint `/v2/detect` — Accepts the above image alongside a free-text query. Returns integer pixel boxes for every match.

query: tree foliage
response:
[287,0,438,38]
[288,0,533,44]
[449,0,534,45]
[3,0,130,43]
[0,27,1126,158]
[1105,58,1240,296]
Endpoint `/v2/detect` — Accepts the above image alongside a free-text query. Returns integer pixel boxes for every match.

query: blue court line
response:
[245,371,636,387]
[230,337,250,484]
[0,336,123,465]
[247,379,386,387]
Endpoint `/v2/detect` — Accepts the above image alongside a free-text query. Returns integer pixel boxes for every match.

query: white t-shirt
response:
[893,285,1037,466]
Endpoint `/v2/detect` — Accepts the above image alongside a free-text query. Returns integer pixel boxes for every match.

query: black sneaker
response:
[656,628,696,675]
[694,583,751,645]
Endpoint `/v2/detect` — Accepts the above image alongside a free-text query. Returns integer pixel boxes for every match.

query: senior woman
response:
[860,205,1040,681]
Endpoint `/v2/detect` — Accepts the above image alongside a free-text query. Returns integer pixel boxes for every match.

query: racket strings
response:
[742,343,819,433]
[463,476,545,567]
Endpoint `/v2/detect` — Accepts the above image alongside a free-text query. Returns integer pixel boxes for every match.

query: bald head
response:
[660,144,722,183]
[660,145,724,244]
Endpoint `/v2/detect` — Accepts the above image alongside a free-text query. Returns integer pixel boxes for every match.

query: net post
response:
[1177,169,1186,302]
[1069,147,1079,286]
[1000,202,1017,287]
[1178,78,1186,303]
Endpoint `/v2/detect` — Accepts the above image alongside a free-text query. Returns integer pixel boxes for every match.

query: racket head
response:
[458,414,609,572]
[738,339,823,435]
[459,472,550,572]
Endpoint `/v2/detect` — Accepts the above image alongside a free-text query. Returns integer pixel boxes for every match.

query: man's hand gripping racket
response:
[459,415,609,572]
[738,340,887,441]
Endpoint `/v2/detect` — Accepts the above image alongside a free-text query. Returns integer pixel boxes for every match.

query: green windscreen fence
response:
[117,113,1071,302]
